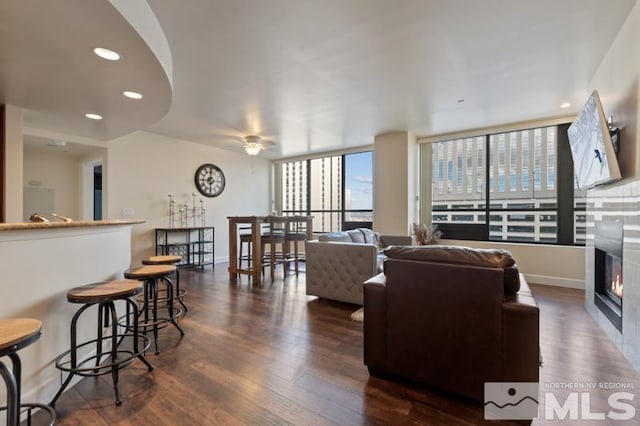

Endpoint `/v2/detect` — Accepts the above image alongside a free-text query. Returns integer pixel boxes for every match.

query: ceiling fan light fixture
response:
[244,135,262,155]
[245,143,261,156]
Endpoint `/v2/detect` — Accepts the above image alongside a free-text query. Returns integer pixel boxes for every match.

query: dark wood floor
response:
[39,265,640,425]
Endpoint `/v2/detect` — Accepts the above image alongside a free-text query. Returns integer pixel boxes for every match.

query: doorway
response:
[81,159,103,220]
[93,164,102,220]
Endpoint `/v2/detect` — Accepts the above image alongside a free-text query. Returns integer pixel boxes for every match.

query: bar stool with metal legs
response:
[50,280,153,407]
[124,265,184,355]
[0,318,56,426]
[141,255,187,313]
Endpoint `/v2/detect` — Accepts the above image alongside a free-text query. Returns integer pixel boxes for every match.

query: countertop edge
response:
[0,219,146,231]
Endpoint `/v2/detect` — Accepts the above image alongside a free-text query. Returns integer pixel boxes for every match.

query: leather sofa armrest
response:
[502,275,540,383]
[364,273,387,369]
[378,235,412,248]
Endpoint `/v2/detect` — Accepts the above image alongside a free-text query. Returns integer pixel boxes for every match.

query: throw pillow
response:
[347,229,366,243]
[358,228,377,245]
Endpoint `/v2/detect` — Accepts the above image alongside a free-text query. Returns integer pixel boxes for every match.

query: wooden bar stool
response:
[124,265,184,355]
[261,216,287,281]
[50,280,152,407]
[142,255,187,313]
[0,319,56,425]
[238,227,253,268]
[285,216,308,275]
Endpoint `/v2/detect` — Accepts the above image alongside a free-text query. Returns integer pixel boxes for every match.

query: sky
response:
[344,151,373,210]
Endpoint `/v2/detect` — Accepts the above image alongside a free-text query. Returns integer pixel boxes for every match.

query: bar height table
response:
[228,216,313,285]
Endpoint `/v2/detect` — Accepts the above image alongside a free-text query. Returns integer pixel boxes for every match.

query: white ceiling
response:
[2,0,637,159]
[0,0,171,141]
[23,135,105,158]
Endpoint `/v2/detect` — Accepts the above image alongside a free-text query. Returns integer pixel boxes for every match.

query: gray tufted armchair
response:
[305,232,412,305]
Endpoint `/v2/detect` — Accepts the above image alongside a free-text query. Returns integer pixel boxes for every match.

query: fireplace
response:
[585,181,640,371]
[594,221,623,332]
[605,253,623,303]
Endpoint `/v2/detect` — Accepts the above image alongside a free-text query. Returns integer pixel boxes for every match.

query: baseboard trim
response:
[524,273,584,289]
[215,256,229,264]
[21,348,99,407]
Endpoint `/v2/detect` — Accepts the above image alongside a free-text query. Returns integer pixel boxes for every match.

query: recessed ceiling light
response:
[560,102,571,109]
[93,47,120,61]
[85,113,103,120]
[46,139,67,147]
[123,90,143,99]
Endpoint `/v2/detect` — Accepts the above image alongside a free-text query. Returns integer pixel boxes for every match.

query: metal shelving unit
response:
[155,227,215,269]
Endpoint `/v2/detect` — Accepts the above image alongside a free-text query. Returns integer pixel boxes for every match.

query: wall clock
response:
[194,163,225,197]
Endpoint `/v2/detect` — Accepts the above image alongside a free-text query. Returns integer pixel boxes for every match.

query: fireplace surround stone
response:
[585,180,640,370]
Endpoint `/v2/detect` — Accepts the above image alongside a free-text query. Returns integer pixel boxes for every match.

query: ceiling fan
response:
[242,135,276,156]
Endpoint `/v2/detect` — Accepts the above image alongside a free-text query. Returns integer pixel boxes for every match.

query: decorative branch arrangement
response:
[412,223,442,245]
[168,193,206,228]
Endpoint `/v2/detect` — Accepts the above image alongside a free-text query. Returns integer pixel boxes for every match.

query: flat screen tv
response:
[567,90,621,190]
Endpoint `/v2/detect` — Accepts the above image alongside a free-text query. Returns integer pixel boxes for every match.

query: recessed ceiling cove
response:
[0,0,172,140]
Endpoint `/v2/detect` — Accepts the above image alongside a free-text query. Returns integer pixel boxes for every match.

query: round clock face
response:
[195,163,225,197]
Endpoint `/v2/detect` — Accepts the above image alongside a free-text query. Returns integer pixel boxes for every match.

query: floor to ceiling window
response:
[344,151,374,224]
[429,123,586,245]
[280,151,373,233]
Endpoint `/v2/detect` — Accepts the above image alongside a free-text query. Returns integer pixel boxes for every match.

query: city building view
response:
[281,151,373,233]
[431,125,586,244]
[280,126,586,245]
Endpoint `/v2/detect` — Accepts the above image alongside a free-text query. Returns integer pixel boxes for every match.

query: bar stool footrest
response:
[135,288,187,304]
[120,307,184,331]
[54,333,150,377]
[0,402,56,426]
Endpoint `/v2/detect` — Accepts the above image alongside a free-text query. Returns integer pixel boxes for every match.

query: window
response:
[429,124,584,245]
[344,151,373,223]
[282,160,308,214]
[281,151,373,233]
[310,156,342,232]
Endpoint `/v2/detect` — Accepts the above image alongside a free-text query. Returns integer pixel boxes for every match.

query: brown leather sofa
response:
[364,245,539,402]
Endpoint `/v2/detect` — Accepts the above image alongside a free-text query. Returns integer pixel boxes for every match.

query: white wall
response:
[107,131,271,266]
[4,104,23,222]
[588,0,640,181]
[441,239,585,289]
[23,149,80,219]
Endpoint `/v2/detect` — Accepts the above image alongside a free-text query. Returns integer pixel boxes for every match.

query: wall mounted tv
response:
[567,90,621,190]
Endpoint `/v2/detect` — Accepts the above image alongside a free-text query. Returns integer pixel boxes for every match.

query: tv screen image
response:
[567,90,621,190]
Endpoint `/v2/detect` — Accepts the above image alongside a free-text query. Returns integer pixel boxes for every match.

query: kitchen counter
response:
[0,219,144,405]
[0,219,144,231]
